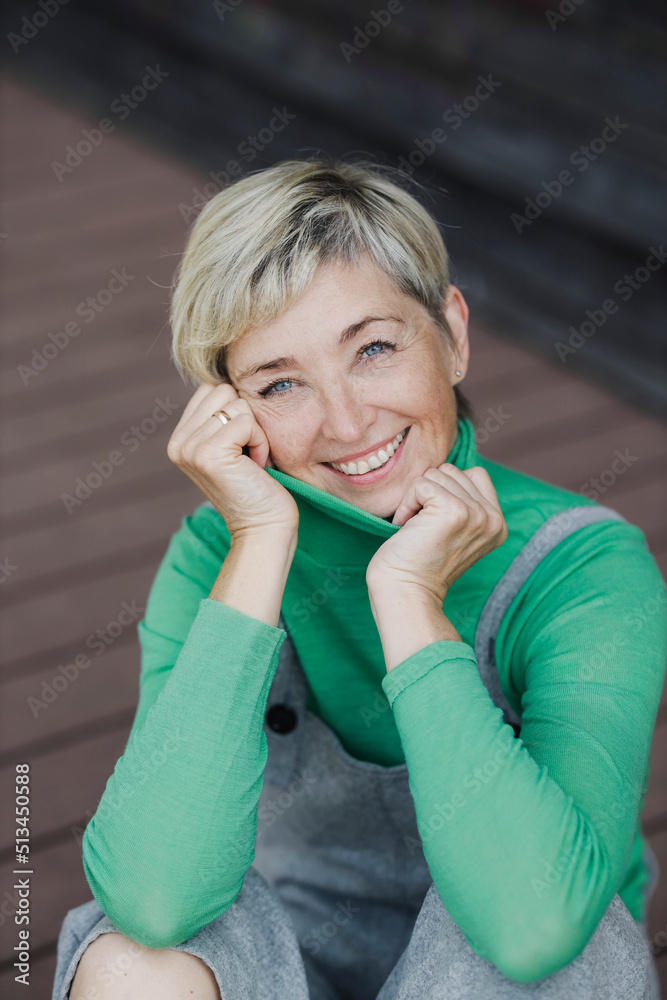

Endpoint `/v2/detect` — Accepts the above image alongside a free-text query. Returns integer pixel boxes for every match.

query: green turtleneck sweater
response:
[81,418,666,981]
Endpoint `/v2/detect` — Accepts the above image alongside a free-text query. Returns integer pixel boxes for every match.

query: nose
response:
[319,380,376,444]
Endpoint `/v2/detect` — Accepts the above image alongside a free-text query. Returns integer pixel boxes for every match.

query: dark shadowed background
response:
[1,0,666,995]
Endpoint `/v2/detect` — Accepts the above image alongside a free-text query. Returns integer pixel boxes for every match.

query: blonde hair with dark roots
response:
[169,157,473,421]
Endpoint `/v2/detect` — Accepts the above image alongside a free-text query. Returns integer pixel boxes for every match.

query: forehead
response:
[227,257,424,371]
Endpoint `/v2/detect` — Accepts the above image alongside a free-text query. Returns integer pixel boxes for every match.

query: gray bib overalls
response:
[52,505,661,1000]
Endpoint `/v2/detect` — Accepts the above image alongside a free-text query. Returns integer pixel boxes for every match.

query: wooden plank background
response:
[1,72,665,998]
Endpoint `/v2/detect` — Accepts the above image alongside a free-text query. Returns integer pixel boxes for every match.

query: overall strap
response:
[474,504,627,735]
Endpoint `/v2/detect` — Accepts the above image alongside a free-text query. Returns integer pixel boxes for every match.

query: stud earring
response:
[455,370,462,377]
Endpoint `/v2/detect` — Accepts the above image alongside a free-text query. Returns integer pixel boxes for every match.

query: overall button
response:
[266,704,298,734]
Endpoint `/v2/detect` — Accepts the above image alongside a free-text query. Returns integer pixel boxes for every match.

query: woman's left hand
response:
[366,464,508,604]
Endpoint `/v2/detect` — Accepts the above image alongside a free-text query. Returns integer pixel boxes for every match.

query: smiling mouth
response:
[324,426,410,478]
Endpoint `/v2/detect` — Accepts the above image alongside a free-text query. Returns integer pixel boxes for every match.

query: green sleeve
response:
[382,520,667,983]
[81,507,287,948]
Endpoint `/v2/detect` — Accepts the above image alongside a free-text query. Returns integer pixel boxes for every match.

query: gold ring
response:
[211,409,232,426]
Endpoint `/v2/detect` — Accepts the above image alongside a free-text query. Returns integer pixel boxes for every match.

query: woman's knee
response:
[69,930,220,999]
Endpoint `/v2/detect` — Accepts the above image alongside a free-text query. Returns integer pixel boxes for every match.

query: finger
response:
[173,381,241,443]
[238,409,272,468]
[422,465,482,505]
[174,381,219,430]
[185,402,271,469]
[422,467,492,531]
[431,463,496,511]
[461,466,503,510]
[460,467,507,540]
[429,463,501,518]
[188,381,241,429]
[396,465,502,533]
[391,475,454,526]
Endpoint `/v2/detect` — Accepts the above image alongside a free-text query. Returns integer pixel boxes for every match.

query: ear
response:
[443,285,470,381]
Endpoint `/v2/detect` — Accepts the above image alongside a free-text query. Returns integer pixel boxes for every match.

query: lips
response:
[325,426,410,482]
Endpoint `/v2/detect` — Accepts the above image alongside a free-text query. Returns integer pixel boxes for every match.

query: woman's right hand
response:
[167,382,299,539]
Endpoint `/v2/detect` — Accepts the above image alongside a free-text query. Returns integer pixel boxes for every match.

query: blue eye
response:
[258,339,396,398]
[259,378,293,397]
[361,338,397,356]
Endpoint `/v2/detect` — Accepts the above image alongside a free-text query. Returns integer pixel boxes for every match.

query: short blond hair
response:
[169,158,472,419]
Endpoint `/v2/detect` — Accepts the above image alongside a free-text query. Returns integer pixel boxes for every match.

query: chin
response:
[350,495,400,519]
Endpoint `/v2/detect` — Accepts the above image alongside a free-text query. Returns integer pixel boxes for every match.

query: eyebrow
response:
[233,315,404,382]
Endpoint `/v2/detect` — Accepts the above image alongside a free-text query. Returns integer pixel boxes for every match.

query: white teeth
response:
[331,429,407,476]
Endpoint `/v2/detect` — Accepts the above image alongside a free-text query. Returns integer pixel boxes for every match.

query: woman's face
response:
[226,256,470,519]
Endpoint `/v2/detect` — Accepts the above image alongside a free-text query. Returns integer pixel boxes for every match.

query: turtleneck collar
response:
[265,417,478,567]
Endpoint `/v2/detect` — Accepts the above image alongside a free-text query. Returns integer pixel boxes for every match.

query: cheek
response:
[377,370,443,416]
[255,408,313,463]
[251,402,293,433]
[410,370,455,417]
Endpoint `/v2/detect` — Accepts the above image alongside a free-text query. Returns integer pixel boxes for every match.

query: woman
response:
[52,160,665,1000]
